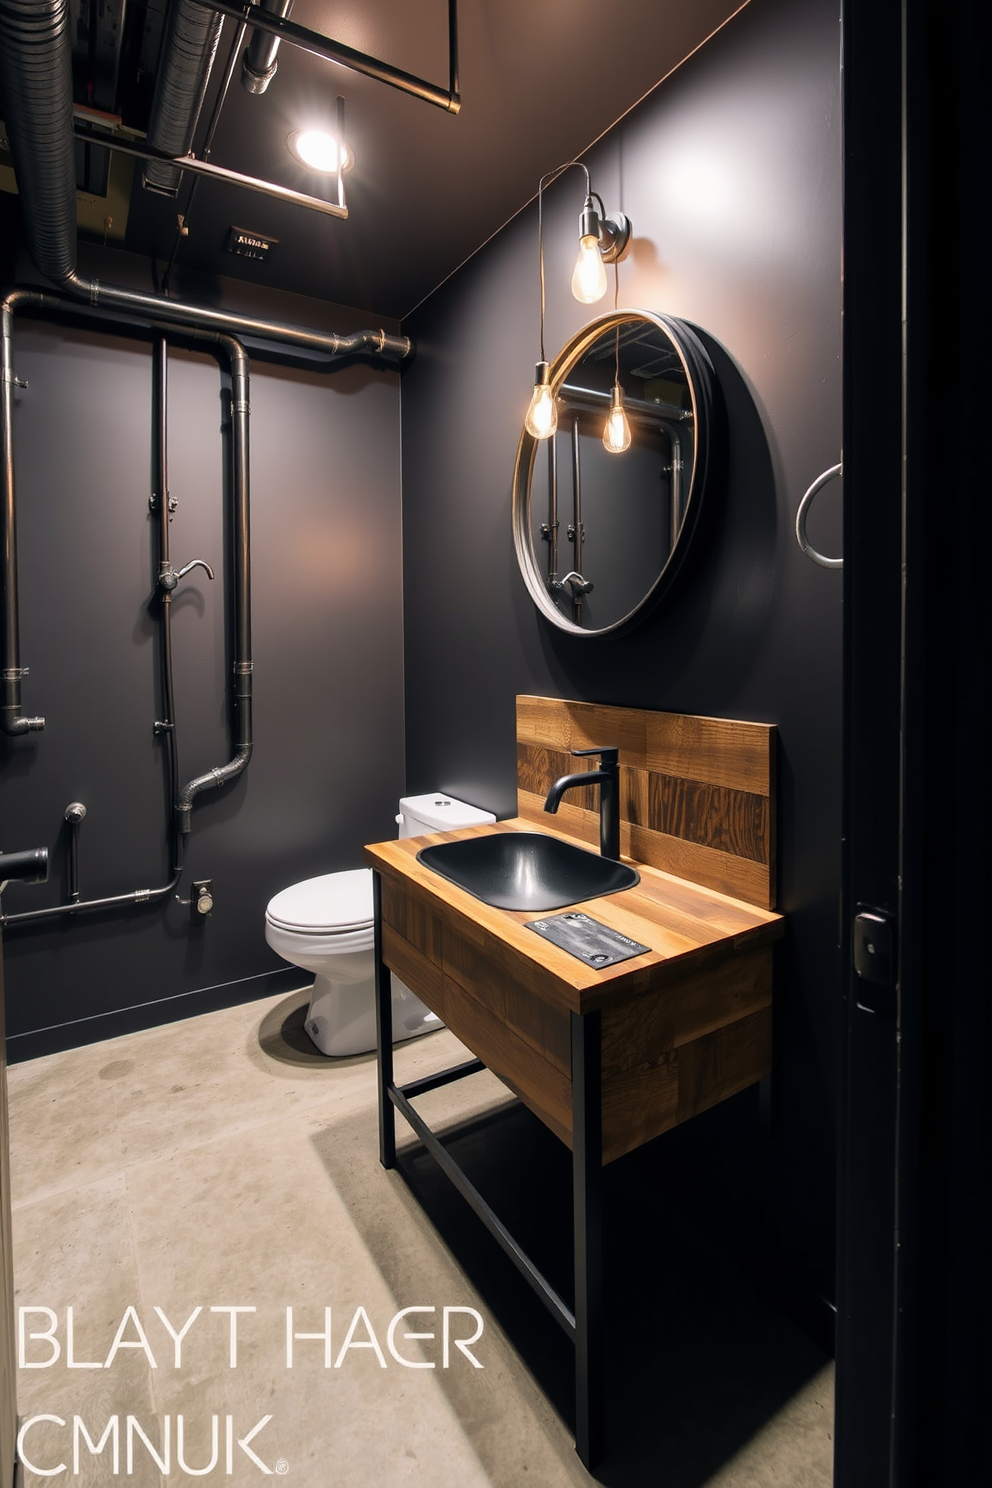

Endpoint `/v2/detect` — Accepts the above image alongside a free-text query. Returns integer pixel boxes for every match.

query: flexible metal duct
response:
[143,0,224,196]
[0,0,410,356]
[0,0,77,286]
[241,0,293,95]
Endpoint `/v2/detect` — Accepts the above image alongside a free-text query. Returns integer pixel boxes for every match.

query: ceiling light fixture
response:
[525,162,632,440]
[288,128,354,174]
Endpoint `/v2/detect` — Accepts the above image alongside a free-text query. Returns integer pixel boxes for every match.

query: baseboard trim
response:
[4,967,313,1064]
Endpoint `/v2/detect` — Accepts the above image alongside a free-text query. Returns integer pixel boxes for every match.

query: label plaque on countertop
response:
[525,912,650,967]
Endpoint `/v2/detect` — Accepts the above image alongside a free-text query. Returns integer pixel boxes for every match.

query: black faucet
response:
[543,746,621,860]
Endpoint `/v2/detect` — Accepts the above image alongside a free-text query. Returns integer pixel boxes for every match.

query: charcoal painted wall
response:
[0,245,406,1057]
[400,0,842,1300]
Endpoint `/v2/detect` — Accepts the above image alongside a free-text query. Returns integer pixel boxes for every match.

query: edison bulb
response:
[604,384,632,453]
[571,235,607,303]
[525,364,558,439]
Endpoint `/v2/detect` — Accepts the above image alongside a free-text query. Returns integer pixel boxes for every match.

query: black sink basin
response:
[417,831,640,911]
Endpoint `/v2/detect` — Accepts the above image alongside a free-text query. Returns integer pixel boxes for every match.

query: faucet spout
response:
[543,746,621,860]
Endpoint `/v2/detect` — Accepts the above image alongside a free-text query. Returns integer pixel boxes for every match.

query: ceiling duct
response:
[142,0,224,196]
[241,0,293,95]
[0,0,78,285]
[0,0,409,364]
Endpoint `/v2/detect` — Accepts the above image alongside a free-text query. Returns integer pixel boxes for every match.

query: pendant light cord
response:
[614,260,620,385]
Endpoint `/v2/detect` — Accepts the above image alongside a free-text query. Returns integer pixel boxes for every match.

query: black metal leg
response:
[373,871,396,1169]
[571,1008,603,1468]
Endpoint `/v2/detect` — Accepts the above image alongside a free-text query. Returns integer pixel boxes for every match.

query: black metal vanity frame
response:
[372,872,605,1468]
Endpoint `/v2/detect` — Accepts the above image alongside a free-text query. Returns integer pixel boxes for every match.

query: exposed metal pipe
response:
[152,334,182,829]
[1,303,45,734]
[143,0,224,197]
[241,0,293,95]
[0,291,256,926]
[176,332,252,834]
[0,0,410,362]
[190,0,461,113]
[0,0,77,287]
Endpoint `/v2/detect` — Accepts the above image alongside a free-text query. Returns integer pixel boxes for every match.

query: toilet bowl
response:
[265,793,496,1057]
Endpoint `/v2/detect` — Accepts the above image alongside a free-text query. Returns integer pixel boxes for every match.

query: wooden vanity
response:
[365,696,784,1467]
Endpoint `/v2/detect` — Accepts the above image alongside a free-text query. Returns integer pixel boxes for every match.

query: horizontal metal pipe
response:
[559,382,690,423]
[72,122,349,220]
[62,276,409,362]
[188,0,461,113]
[0,875,181,927]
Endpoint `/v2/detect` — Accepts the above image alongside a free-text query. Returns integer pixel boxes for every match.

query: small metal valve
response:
[176,878,214,920]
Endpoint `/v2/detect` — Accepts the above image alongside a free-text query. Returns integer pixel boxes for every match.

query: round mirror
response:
[512,309,716,635]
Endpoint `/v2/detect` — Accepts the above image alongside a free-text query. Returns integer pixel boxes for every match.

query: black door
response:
[836,2,991,1484]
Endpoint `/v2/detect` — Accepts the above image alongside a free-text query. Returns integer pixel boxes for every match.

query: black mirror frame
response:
[512,309,716,637]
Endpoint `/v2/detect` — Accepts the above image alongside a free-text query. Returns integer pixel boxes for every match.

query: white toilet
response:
[264,793,496,1057]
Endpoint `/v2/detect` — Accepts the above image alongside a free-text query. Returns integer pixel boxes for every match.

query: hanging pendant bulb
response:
[604,383,632,454]
[525,361,558,439]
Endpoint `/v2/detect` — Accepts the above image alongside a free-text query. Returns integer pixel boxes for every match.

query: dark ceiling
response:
[4,0,748,319]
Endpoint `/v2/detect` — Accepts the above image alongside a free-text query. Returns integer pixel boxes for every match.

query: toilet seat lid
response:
[266,868,373,933]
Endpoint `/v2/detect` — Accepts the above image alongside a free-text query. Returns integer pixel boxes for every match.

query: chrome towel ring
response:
[796,462,843,569]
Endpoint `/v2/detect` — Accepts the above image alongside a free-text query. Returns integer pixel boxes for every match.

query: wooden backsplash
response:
[516,695,777,909]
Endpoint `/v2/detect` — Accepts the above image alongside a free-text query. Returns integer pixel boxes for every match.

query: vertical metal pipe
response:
[241,0,293,93]
[670,428,683,552]
[447,0,459,100]
[1,302,45,734]
[228,334,252,753]
[571,416,583,624]
[176,333,252,831]
[155,334,171,567]
[153,335,181,837]
[546,434,559,583]
[67,821,79,902]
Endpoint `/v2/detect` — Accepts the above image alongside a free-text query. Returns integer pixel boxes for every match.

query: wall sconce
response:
[525,162,632,441]
[572,194,631,304]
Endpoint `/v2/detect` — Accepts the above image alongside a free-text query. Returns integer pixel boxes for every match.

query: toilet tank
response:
[396,792,496,839]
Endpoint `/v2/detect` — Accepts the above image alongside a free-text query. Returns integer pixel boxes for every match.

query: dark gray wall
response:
[0,252,406,1055]
[400,0,842,1297]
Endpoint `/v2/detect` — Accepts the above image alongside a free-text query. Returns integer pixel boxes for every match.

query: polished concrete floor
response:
[7,989,834,1486]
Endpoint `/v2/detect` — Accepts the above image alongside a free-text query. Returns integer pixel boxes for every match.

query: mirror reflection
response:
[513,311,715,636]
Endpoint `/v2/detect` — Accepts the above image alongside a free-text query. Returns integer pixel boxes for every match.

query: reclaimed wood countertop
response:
[365,816,783,1016]
[365,818,785,1162]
